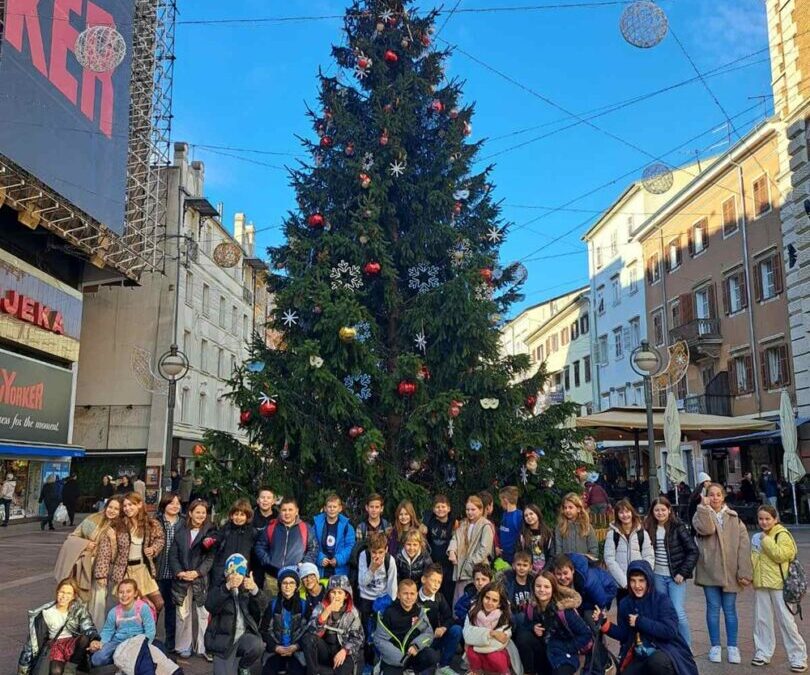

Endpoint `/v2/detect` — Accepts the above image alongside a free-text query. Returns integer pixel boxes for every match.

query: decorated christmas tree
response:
[199,0,584,515]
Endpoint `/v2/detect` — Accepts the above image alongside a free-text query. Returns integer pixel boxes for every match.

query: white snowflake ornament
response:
[389,160,406,177]
[408,263,440,294]
[330,260,363,292]
[281,309,299,327]
[414,330,427,353]
[361,153,375,171]
[449,240,471,268]
[485,227,503,244]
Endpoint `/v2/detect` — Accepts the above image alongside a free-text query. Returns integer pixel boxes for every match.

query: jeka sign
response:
[0,290,65,335]
[0,0,134,233]
[6,0,119,137]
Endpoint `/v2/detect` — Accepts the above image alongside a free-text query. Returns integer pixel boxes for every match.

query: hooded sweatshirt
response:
[601,561,698,675]
[308,577,365,661]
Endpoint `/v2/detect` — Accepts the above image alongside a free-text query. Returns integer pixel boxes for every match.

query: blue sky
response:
[172,0,771,317]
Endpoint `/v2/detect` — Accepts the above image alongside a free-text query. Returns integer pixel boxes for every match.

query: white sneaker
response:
[709,646,722,663]
[728,647,741,664]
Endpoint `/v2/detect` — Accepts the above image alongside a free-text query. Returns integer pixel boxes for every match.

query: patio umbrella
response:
[664,392,687,505]
[780,390,805,525]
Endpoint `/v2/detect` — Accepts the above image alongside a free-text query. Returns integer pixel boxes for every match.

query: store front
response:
[0,247,84,518]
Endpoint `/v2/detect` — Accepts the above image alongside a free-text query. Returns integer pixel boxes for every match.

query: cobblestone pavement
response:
[1,518,808,675]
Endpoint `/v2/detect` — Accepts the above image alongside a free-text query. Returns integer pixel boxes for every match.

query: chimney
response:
[234,212,246,247]
[245,222,255,257]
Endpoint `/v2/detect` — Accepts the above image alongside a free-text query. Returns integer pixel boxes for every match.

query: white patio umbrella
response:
[780,390,805,525]
[664,392,687,505]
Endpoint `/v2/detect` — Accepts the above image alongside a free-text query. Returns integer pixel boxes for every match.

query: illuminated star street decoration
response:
[414,330,427,352]
[389,160,406,177]
[281,309,299,327]
[485,227,503,244]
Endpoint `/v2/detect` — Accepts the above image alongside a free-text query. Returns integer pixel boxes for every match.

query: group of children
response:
[19,481,807,675]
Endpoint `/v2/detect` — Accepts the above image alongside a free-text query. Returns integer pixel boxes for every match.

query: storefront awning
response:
[0,441,86,458]
[701,417,810,448]
[575,406,775,441]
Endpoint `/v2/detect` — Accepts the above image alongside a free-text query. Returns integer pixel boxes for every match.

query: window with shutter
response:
[573,361,581,387]
[773,254,784,296]
[680,293,695,324]
[744,354,754,393]
[623,326,633,352]
[613,327,624,360]
[722,197,739,236]
[779,344,791,386]
[753,175,771,216]
[580,313,589,334]
[691,219,707,255]
[652,310,664,346]
[584,356,592,382]
[647,253,661,283]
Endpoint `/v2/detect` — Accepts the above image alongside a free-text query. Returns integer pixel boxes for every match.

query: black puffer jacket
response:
[170,521,215,606]
[210,521,258,583]
[394,549,432,583]
[204,582,268,656]
[648,520,699,579]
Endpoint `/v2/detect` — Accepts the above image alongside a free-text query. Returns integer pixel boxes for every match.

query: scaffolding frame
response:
[0,0,176,281]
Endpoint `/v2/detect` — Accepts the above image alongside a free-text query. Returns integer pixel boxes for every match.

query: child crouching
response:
[260,566,308,675]
[462,582,520,675]
[303,575,364,675]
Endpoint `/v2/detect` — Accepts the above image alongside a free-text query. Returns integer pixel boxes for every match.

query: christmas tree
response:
[199,0,584,515]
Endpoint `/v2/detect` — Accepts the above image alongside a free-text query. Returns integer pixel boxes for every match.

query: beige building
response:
[524,290,592,413]
[637,121,794,484]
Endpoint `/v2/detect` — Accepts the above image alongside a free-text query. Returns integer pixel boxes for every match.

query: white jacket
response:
[1,479,15,500]
[462,617,523,675]
[603,523,655,588]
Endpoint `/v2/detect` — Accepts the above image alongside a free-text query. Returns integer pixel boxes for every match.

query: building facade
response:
[524,291,592,413]
[582,168,701,412]
[73,143,271,495]
[637,121,793,484]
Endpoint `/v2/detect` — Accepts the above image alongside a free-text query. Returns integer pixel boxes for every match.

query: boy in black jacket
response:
[260,566,308,675]
[204,554,268,675]
[419,564,462,674]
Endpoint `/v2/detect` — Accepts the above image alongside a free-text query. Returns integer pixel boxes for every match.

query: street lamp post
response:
[630,340,663,505]
[157,345,189,491]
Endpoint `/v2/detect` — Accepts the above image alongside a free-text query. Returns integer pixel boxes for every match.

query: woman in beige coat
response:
[693,483,753,666]
[447,494,494,603]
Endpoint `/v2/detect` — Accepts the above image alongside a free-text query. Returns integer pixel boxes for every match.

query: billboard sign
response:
[0,348,72,444]
[0,0,136,234]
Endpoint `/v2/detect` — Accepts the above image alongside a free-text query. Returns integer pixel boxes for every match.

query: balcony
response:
[669,318,722,361]
[684,394,731,416]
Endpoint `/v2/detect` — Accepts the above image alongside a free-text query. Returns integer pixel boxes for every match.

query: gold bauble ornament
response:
[339,326,357,342]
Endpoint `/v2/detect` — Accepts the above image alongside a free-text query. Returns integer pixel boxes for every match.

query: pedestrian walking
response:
[61,473,79,527]
[759,468,779,509]
[693,483,753,664]
[644,496,698,646]
[1,472,16,525]
[156,491,183,652]
[39,474,60,531]
[178,470,194,511]
[750,505,808,672]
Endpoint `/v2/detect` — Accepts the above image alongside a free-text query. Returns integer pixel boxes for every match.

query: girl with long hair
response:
[155,491,182,652]
[448,496,495,603]
[119,492,165,614]
[518,503,554,575]
[693,483,752,665]
[643,497,698,646]
[553,493,598,558]
[750,505,807,672]
[388,499,421,556]
[604,499,654,601]
[462,582,514,675]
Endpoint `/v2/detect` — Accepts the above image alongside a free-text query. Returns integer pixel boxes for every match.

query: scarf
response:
[712,505,729,530]
[475,608,503,630]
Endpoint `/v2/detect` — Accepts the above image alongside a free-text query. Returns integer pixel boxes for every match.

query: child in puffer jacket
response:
[260,566,308,675]
[394,528,433,583]
[303,575,365,675]
[454,563,493,625]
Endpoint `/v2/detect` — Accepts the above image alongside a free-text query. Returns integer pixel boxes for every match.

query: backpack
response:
[775,532,807,618]
[612,529,645,557]
[115,599,156,626]
[556,609,594,655]
[266,519,308,551]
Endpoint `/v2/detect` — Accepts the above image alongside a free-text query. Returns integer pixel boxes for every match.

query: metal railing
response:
[670,318,721,343]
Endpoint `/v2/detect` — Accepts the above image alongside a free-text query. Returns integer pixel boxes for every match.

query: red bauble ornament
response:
[345,142,355,157]
[420,33,431,47]
[379,130,389,146]
[453,202,462,215]
[384,50,399,63]
[417,364,431,381]
[430,99,444,113]
[359,172,372,189]
[479,268,493,282]
[348,425,365,439]
[525,395,538,411]
[397,380,417,397]
[357,57,370,69]
[320,135,333,149]
[239,410,252,425]
[307,213,325,228]
[449,403,461,418]
[259,399,278,418]
[363,261,382,275]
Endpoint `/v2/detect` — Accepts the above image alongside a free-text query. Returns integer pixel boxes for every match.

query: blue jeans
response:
[703,585,738,647]
[90,639,122,667]
[432,625,463,666]
[654,573,691,647]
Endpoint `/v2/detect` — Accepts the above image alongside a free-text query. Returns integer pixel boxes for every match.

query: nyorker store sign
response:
[0,349,71,445]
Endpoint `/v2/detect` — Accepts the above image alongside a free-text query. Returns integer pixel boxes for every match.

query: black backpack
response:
[613,529,645,555]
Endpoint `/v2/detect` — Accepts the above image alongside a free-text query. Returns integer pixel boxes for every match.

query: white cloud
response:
[689,0,767,62]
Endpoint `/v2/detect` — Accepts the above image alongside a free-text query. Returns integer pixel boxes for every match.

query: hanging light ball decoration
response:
[212,241,242,268]
[619,1,668,49]
[74,25,127,72]
[641,162,674,194]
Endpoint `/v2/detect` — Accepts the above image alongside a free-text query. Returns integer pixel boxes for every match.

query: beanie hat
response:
[327,575,353,595]
[278,566,300,586]
[697,472,712,484]
[298,562,319,580]
[224,553,248,577]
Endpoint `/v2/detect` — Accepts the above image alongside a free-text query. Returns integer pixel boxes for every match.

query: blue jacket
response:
[501,569,535,629]
[569,552,617,612]
[528,586,592,672]
[453,582,477,625]
[254,518,318,573]
[603,561,698,675]
[312,513,355,577]
[499,509,523,562]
